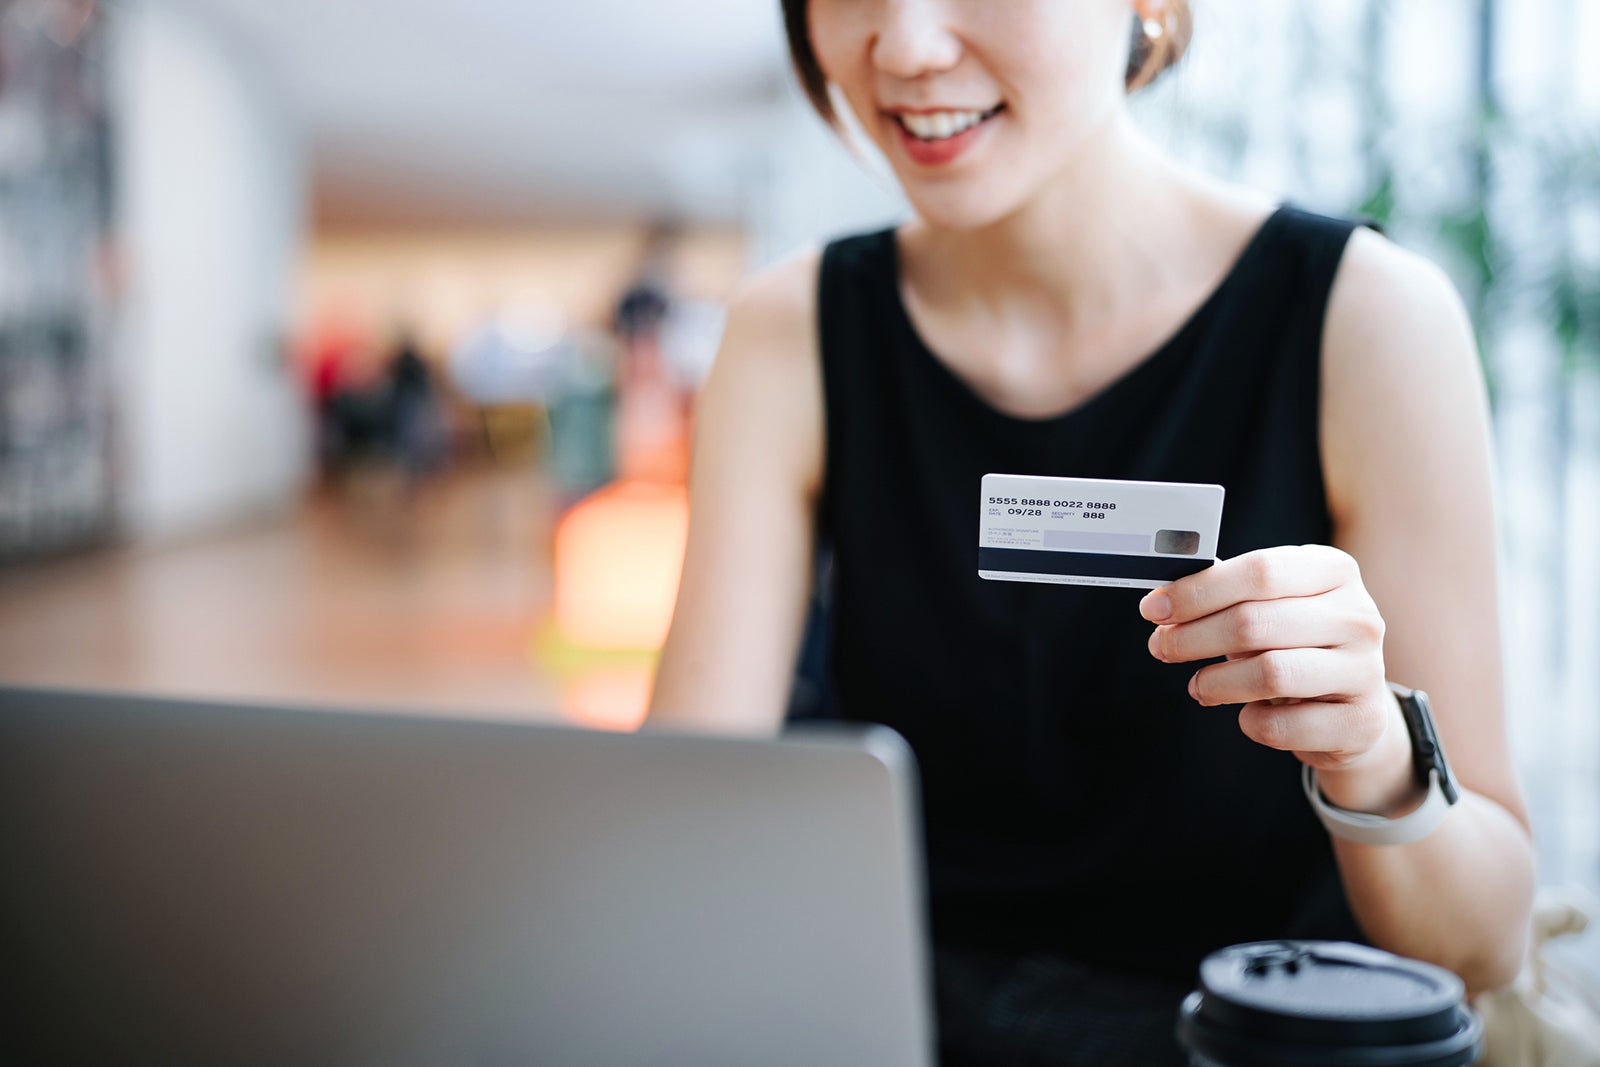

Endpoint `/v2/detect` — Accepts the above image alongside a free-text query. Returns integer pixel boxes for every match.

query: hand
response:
[1140,545,1420,815]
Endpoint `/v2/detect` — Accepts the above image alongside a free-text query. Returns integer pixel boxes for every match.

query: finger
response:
[1139,545,1357,624]
[1187,648,1372,707]
[1148,590,1382,664]
[1236,699,1388,762]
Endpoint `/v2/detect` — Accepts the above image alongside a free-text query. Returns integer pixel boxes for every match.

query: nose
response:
[870,0,962,80]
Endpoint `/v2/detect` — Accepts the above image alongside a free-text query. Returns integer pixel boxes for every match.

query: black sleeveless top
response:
[816,204,1368,984]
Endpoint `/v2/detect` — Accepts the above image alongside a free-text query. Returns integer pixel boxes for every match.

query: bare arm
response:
[1315,227,1534,993]
[645,251,825,736]
[1141,227,1535,994]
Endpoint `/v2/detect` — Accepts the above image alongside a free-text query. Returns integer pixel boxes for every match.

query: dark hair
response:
[781,1,1194,126]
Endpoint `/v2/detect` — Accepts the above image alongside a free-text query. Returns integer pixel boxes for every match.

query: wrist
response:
[1310,691,1426,817]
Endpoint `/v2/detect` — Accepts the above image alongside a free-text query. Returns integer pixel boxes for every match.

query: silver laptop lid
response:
[0,687,933,1067]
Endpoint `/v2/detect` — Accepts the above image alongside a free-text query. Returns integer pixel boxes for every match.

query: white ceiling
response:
[188,0,797,226]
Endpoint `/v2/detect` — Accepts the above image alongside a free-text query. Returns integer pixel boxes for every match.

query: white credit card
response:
[979,473,1225,590]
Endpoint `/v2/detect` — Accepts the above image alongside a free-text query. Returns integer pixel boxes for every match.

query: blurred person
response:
[613,272,671,343]
[544,329,619,506]
[612,218,681,343]
[611,235,692,485]
[647,2,1535,1064]
[383,328,447,484]
[303,315,362,477]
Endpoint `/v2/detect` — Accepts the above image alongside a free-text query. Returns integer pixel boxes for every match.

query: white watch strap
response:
[1301,764,1453,846]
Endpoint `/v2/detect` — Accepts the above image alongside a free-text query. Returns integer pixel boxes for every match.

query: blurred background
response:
[1,0,1596,961]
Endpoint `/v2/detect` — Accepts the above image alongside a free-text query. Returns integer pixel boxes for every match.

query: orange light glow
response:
[563,664,655,732]
[552,479,689,651]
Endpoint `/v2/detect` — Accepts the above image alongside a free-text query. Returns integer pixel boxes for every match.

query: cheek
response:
[806,0,864,86]
[1003,3,1134,101]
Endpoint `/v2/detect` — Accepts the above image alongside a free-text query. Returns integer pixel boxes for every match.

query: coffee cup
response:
[1176,940,1484,1066]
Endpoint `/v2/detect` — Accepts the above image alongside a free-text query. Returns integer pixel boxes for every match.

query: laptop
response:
[0,686,933,1066]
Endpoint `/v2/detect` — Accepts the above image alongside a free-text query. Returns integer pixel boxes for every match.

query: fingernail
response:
[1188,673,1201,702]
[1141,591,1172,622]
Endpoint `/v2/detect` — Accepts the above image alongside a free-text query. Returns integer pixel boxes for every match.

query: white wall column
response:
[113,0,309,541]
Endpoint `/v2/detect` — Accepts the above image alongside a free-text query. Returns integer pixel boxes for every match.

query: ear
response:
[1131,0,1170,29]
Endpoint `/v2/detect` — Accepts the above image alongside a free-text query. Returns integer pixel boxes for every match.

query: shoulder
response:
[725,244,819,326]
[720,227,892,338]
[714,245,823,375]
[1318,225,1490,525]
[711,225,894,412]
[708,246,821,394]
[1324,225,1477,381]
[695,246,827,495]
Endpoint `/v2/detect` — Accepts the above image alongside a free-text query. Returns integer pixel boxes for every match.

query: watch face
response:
[1402,689,1460,805]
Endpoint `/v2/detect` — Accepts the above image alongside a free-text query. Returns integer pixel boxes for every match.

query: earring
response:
[1142,16,1165,40]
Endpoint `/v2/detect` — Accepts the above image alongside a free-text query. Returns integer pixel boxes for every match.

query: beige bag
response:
[1474,888,1600,1067]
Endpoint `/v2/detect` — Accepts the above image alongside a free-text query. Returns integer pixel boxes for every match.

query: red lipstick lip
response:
[886,107,1001,167]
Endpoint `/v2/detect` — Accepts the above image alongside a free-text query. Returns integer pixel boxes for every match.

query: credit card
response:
[978,473,1225,590]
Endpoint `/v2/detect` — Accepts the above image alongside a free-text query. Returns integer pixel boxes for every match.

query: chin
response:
[903,186,1025,233]
[889,166,1017,230]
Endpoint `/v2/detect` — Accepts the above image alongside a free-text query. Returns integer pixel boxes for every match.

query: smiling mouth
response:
[892,103,1006,142]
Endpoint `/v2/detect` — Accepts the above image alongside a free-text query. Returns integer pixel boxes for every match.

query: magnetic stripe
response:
[977,547,1213,583]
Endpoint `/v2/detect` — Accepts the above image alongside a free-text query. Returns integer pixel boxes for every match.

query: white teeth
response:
[898,108,995,141]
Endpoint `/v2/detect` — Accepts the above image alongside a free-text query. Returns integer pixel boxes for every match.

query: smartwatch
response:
[1302,682,1461,846]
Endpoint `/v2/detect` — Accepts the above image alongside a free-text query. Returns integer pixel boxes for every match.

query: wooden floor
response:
[0,464,651,729]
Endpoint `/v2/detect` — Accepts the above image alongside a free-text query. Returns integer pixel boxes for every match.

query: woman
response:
[647,2,1535,1062]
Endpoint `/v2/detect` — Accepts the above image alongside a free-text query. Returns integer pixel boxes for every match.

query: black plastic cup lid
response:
[1176,941,1484,1067]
